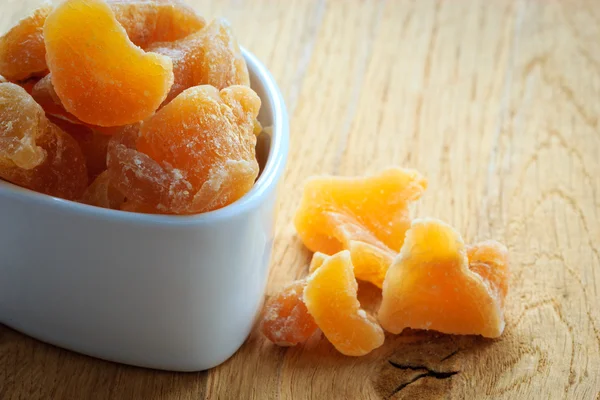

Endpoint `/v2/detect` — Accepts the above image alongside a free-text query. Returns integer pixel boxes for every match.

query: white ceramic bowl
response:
[0,49,289,371]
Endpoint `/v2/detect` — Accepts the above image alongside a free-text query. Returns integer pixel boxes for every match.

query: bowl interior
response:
[0,49,289,225]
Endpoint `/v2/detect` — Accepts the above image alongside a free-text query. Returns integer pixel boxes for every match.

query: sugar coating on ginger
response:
[149,18,250,103]
[108,85,260,214]
[109,0,206,49]
[0,4,51,81]
[0,83,88,199]
[260,280,319,346]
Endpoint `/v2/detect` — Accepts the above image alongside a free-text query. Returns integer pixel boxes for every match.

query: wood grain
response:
[1,0,600,399]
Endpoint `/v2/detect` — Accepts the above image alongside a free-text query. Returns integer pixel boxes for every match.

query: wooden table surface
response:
[2,0,600,399]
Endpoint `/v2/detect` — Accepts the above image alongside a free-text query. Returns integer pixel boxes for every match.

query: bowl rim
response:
[0,48,290,227]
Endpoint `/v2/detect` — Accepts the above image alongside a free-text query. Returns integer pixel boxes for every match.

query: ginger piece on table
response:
[378,218,508,338]
[108,85,259,214]
[304,251,385,356]
[0,83,88,199]
[261,252,329,346]
[149,19,249,103]
[466,240,509,308]
[294,168,427,288]
[260,280,319,346]
[109,0,205,48]
[0,5,51,81]
[43,0,174,126]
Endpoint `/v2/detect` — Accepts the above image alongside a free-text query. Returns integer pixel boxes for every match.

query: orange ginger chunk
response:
[260,280,319,346]
[261,252,329,346]
[149,19,249,103]
[108,85,259,214]
[109,0,205,48]
[294,168,427,288]
[304,251,384,356]
[378,218,508,338]
[43,0,174,126]
[0,83,88,199]
[0,5,51,81]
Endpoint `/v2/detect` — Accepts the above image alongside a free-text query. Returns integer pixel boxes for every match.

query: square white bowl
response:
[0,48,289,371]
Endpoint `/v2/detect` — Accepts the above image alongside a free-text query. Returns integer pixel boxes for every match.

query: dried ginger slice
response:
[0,82,47,169]
[109,0,206,49]
[108,85,259,214]
[0,83,88,199]
[378,218,508,338]
[304,251,385,356]
[43,0,174,126]
[0,4,51,81]
[260,280,319,346]
[149,18,250,103]
[294,168,427,288]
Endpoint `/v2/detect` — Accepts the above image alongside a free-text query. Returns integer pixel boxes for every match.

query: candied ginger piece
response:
[260,280,319,346]
[0,83,46,169]
[109,0,206,49]
[0,83,87,199]
[108,85,259,214]
[308,252,328,274]
[31,75,77,124]
[378,218,508,338]
[149,18,250,103]
[347,241,394,288]
[0,5,51,81]
[43,0,174,126]
[294,168,427,288]
[81,170,126,209]
[49,117,110,180]
[467,240,509,308]
[32,76,133,136]
[264,252,328,345]
[304,251,384,356]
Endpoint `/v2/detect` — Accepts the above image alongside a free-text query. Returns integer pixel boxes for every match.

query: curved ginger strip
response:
[43,0,174,126]
[378,218,508,338]
[304,251,385,356]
